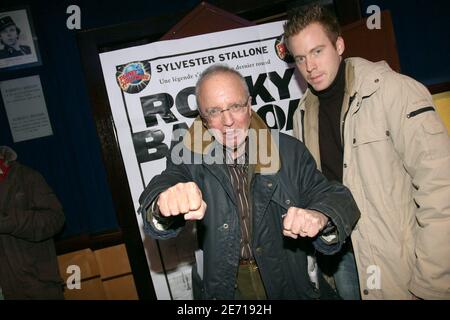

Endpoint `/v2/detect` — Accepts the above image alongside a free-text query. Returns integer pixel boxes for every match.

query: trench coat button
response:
[285,199,291,205]
[386,130,390,136]
[353,138,356,144]
[235,283,238,289]
[267,182,273,188]
[223,223,229,229]
[343,163,347,168]
[256,247,262,254]
[374,78,379,83]
[363,289,369,295]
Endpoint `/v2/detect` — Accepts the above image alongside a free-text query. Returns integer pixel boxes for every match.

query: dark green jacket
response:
[140,113,360,299]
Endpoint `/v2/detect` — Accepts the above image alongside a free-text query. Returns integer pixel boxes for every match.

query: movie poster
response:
[99,20,305,299]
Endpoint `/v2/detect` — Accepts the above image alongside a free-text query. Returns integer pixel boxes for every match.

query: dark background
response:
[0,0,449,241]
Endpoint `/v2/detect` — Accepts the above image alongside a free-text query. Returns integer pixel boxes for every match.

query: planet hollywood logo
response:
[274,34,294,63]
[116,61,151,93]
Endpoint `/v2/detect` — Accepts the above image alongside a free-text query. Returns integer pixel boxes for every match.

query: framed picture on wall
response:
[0,6,41,70]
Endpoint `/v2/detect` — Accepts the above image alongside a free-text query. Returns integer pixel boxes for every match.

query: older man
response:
[139,64,360,300]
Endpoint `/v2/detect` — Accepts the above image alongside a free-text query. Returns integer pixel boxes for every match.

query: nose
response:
[305,56,316,73]
[221,109,234,126]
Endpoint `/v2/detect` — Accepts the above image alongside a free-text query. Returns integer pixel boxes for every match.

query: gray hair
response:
[195,64,250,112]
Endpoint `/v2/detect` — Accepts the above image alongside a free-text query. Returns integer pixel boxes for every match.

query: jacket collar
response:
[183,111,280,174]
[296,57,391,167]
[299,57,392,110]
[344,57,390,98]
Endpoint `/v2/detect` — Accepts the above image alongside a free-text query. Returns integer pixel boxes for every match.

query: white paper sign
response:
[0,75,53,142]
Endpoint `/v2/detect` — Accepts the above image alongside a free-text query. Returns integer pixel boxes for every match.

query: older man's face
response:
[197,72,252,150]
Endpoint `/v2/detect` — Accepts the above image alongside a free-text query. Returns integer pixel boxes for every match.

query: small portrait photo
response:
[0,8,40,70]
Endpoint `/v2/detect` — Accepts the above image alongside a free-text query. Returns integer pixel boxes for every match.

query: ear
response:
[335,36,345,56]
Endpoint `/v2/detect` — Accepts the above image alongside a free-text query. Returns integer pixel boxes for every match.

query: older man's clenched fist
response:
[157,182,207,220]
[282,207,329,239]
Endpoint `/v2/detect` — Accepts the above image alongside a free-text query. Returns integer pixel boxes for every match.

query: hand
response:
[157,182,207,220]
[282,207,329,239]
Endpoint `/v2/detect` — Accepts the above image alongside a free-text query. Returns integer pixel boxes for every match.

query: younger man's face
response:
[287,22,344,92]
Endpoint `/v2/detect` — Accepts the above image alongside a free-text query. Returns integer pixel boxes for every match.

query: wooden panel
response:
[342,10,400,72]
[63,278,107,300]
[58,245,139,300]
[58,248,100,282]
[102,275,138,300]
[161,2,255,40]
[55,230,123,255]
[94,244,131,279]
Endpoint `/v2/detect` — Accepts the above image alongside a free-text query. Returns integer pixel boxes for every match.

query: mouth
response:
[308,73,324,84]
[223,130,238,140]
[222,129,245,145]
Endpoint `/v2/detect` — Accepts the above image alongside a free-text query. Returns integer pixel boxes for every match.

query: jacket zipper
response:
[300,109,305,142]
[406,106,435,118]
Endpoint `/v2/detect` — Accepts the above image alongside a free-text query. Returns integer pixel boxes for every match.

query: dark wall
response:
[0,0,200,239]
[360,0,450,86]
[1,0,449,240]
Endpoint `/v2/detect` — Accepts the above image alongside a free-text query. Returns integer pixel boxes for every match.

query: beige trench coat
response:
[293,57,450,299]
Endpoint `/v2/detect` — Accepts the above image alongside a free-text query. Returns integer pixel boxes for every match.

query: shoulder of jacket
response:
[279,133,305,151]
[298,87,316,110]
[292,102,303,118]
[346,57,391,73]
[381,70,427,89]
[15,163,44,181]
[346,57,395,95]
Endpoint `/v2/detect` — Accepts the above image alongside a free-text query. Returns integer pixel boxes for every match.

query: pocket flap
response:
[422,118,446,135]
[352,125,389,146]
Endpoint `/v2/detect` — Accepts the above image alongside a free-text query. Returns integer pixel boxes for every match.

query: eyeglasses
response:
[202,96,250,120]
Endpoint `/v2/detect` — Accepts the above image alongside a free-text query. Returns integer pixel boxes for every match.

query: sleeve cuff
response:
[146,198,173,231]
[319,219,339,244]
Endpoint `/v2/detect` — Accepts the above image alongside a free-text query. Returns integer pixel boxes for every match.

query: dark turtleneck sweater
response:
[310,60,346,183]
